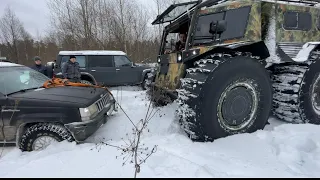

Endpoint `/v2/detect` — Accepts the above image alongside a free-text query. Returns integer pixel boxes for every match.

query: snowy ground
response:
[1,86,320,177]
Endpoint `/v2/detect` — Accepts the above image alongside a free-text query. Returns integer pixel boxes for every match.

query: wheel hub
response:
[311,73,320,115]
[32,136,58,151]
[217,81,258,131]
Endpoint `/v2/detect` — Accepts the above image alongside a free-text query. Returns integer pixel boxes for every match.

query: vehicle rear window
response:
[60,55,86,68]
[283,11,312,31]
[88,55,113,67]
[192,6,251,45]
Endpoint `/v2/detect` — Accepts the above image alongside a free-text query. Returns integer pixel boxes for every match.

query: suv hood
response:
[9,86,112,108]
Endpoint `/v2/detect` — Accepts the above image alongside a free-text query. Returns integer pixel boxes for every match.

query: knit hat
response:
[33,56,41,61]
[70,55,76,59]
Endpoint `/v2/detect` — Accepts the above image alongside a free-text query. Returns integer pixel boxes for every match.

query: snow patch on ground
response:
[0,87,320,177]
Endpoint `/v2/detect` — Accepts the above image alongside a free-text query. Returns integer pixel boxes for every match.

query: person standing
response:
[31,56,47,76]
[62,55,81,83]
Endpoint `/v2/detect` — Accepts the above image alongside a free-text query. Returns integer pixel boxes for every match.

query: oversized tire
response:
[80,80,93,85]
[272,50,320,124]
[19,123,74,151]
[176,53,273,141]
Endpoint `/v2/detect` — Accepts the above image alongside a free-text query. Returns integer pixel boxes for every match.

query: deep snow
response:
[1,86,320,178]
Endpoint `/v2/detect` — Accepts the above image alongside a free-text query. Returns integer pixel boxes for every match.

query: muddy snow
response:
[1,86,320,177]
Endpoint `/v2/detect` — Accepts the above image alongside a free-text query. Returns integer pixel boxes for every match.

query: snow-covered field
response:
[1,86,320,177]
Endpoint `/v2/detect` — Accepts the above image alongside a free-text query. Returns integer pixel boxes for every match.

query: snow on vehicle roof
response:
[0,62,23,67]
[59,50,127,56]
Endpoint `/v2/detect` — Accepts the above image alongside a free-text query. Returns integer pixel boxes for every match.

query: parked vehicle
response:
[0,59,11,63]
[53,51,154,90]
[0,62,116,151]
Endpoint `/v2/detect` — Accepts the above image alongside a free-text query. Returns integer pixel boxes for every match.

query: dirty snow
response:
[264,6,282,67]
[293,43,318,62]
[1,87,320,177]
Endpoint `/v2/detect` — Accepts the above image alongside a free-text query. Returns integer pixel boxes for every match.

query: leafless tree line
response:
[0,0,176,66]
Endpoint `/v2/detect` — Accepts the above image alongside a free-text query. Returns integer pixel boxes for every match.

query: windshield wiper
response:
[6,87,42,96]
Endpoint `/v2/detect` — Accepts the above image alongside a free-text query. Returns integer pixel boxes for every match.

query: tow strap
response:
[43,78,113,94]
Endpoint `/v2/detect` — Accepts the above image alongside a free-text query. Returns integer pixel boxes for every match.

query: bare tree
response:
[92,99,159,178]
[0,6,24,63]
[0,0,166,64]
[152,0,177,42]
[108,0,132,53]
[47,0,75,50]
[19,25,31,61]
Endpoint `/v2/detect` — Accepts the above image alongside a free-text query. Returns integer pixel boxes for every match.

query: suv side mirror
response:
[209,20,227,34]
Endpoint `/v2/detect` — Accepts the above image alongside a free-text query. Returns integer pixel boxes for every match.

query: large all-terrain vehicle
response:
[148,0,320,141]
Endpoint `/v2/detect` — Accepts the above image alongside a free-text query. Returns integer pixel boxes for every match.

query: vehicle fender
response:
[14,112,73,146]
[140,68,153,83]
[80,72,98,85]
[13,112,72,126]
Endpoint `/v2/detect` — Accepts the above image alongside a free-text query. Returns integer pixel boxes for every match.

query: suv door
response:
[114,56,141,85]
[0,93,5,142]
[87,55,117,86]
[55,55,87,75]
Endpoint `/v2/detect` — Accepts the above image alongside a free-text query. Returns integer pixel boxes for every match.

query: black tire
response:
[176,53,272,141]
[19,123,74,151]
[80,80,93,85]
[141,75,149,90]
[272,50,320,124]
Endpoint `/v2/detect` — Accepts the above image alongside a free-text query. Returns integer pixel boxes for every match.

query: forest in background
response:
[0,0,176,66]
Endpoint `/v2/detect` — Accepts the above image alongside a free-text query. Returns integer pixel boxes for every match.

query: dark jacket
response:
[31,64,47,76]
[62,60,81,80]
[175,41,186,52]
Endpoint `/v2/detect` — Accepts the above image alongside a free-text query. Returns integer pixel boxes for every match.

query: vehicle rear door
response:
[87,55,117,86]
[55,55,87,76]
[114,56,141,85]
[0,92,6,142]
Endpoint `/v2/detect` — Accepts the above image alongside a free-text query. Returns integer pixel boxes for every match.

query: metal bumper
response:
[64,101,115,142]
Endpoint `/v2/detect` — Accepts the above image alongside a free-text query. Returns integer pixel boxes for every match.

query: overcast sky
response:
[0,0,159,38]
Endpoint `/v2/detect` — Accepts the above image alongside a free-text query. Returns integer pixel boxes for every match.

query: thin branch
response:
[115,101,137,130]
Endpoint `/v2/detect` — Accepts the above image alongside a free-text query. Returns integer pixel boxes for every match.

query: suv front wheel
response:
[19,123,74,151]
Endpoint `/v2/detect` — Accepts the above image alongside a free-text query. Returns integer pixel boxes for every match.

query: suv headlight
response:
[79,104,98,121]
[177,54,182,62]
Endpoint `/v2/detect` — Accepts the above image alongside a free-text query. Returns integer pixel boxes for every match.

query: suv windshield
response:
[0,66,49,95]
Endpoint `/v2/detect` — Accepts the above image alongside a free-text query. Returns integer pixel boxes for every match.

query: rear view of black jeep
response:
[0,62,116,151]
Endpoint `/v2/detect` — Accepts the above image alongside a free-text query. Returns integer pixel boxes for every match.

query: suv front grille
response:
[95,93,111,112]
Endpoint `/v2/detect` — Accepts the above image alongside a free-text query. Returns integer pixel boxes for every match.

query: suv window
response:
[114,56,132,67]
[88,55,113,67]
[60,55,86,68]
